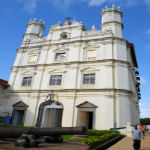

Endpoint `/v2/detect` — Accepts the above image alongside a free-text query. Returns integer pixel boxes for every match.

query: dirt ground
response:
[0,139,89,150]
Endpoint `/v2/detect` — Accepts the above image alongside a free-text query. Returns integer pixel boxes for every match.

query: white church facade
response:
[1,5,141,129]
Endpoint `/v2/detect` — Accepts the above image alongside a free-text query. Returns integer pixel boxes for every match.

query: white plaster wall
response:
[60,97,75,127]
[102,12,121,24]
[63,67,77,89]
[116,94,131,127]
[114,41,127,61]
[103,42,113,59]
[27,24,42,35]
[73,93,114,129]
[67,46,79,62]
[97,44,105,60]
[38,47,48,64]
[13,51,22,66]
[115,64,129,90]
[8,68,17,86]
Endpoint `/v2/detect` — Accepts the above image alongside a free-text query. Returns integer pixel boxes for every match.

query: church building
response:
[1,5,141,129]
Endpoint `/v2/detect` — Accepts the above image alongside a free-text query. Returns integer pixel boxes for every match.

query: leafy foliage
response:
[62,129,120,148]
[81,130,120,148]
[87,129,119,136]
[140,118,150,125]
[82,133,115,148]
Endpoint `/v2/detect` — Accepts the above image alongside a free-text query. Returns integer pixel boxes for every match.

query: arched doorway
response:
[36,99,63,128]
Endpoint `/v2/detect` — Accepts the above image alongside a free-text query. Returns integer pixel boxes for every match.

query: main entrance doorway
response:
[41,103,63,127]
[37,100,63,128]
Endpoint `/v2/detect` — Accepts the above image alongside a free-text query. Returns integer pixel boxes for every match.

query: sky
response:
[0,0,149,118]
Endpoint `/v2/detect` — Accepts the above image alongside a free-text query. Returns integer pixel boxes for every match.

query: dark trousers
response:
[133,140,141,150]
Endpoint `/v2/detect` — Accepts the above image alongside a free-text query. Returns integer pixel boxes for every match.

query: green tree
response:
[140,118,150,125]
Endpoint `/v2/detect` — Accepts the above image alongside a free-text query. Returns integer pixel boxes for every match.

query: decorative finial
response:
[58,21,61,25]
[64,17,71,25]
[65,17,72,20]
[92,25,96,30]
[105,5,108,10]
[29,19,32,23]
[117,6,120,11]
[39,19,42,23]
[102,8,104,13]
[112,4,115,9]
[72,19,76,23]
[33,18,36,23]
[80,21,82,24]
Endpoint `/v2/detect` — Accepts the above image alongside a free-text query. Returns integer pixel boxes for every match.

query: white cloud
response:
[87,0,149,7]
[146,29,150,39]
[140,101,150,118]
[46,0,75,10]
[17,0,38,13]
[140,76,148,85]
[88,0,107,6]
[16,0,150,13]
[45,0,150,10]
[24,0,38,13]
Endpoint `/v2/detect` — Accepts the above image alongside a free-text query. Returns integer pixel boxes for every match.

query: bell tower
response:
[101,5,123,38]
[23,18,45,42]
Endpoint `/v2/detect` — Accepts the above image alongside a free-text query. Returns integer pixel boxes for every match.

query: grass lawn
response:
[62,130,120,148]
[62,135,82,142]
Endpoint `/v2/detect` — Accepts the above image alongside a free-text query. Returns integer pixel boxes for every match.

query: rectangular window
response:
[83,74,95,84]
[29,55,37,62]
[22,77,32,86]
[86,50,96,60]
[55,53,66,60]
[49,75,62,85]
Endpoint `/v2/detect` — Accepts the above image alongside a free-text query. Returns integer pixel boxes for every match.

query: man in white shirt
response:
[132,124,144,150]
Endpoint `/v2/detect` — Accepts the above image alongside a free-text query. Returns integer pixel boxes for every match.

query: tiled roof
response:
[0,79,9,87]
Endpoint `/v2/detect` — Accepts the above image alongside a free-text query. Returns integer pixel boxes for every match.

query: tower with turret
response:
[101,5,123,38]
[23,18,45,42]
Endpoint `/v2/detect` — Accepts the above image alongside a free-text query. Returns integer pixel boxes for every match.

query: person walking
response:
[132,124,144,150]
[140,124,145,136]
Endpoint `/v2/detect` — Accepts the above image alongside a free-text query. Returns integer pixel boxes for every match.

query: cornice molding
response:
[11,59,131,69]
[19,36,127,50]
[4,88,133,95]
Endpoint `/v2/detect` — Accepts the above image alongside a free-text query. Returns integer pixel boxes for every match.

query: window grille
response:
[55,53,66,60]
[49,75,62,85]
[83,74,95,84]
[22,77,32,86]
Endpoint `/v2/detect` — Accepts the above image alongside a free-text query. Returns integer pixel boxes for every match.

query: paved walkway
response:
[107,133,150,150]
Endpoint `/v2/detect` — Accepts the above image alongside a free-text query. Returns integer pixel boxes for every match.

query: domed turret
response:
[23,18,45,41]
[100,5,123,38]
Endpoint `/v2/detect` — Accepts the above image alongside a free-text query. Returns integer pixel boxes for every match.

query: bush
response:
[87,129,119,136]
[140,118,150,125]
[82,130,120,148]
